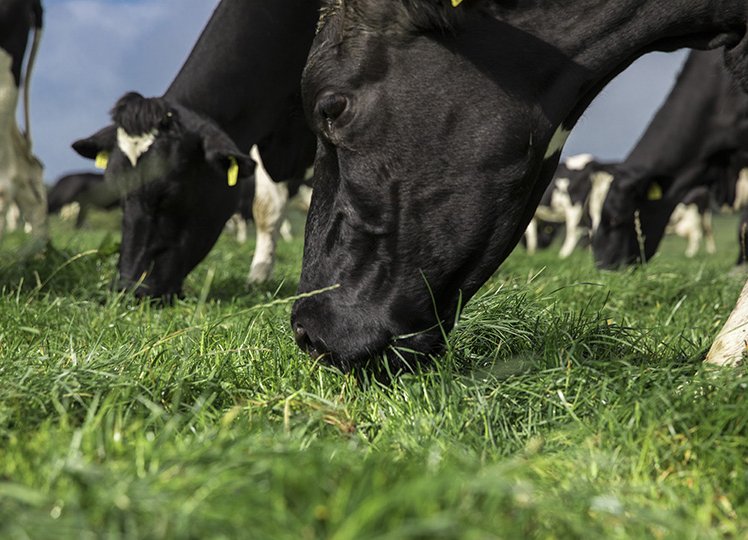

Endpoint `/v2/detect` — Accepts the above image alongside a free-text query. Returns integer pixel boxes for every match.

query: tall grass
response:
[1,210,746,539]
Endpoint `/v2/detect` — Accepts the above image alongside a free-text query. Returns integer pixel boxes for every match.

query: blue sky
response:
[28,0,688,183]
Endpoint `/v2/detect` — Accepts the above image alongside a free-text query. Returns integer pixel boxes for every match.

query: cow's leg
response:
[225,213,248,244]
[705,277,748,367]
[5,202,19,231]
[0,174,11,249]
[235,215,248,244]
[703,210,716,255]
[672,203,701,258]
[247,146,289,284]
[735,168,748,211]
[74,203,88,229]
[280,219,293,242]
[525,218,538,254]
[13,152,48,247]
[559,203,584,258]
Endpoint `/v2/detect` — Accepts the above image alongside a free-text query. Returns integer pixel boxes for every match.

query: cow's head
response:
[290,1,585,370]
[591,166,675,269]
[72,92,254,301]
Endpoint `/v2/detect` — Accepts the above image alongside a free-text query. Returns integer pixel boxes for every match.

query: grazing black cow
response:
[46,172,115,228]
[290,0,748,370]
[0,0,46,250]
[72,0,318,300]
[593,49,748,269]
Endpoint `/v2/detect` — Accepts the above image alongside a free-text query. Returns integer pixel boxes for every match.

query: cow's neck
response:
[163,0,319,149]
[494,0,747,128]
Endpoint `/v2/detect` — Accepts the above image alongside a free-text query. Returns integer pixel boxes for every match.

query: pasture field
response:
[1,209,747,539]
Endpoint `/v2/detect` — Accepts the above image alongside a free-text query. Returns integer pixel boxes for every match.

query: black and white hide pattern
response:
[0,0,46,252]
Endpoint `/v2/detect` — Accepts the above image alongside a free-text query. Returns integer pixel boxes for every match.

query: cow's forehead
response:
[318,0,343,33]
[317,0,471,37]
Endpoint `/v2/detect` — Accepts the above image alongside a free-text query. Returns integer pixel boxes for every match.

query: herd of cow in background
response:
[3,0,748,369]
[527,48,748,268]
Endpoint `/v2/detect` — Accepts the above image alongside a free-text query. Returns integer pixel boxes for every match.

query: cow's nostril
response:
[293,321,322,359]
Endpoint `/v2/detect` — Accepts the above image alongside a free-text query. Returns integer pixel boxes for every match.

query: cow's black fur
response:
[593,49,748,269]
[291,0,748,370]
[72,0,318,300]
[0,0,42,87]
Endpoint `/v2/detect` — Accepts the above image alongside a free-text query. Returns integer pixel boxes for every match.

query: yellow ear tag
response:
[451,0,463,5]
[95,150,109,170]
[647,182,663,201]
[227,156,239,187]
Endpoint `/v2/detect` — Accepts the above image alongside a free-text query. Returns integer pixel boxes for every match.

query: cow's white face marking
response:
[564,153,593,171]
[117,127,158,167]
[544,126,571,159]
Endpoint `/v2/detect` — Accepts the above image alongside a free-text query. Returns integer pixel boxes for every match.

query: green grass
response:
[1,210,747,539]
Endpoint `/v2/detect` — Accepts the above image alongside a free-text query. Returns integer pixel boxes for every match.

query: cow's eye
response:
[315,93,348,132]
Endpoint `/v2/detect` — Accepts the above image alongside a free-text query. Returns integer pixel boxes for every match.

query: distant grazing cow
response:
[290,0,748,370]
[0,0,46,251]
[593,49,748,269]
[528,155,719,259]
[72,0,318,300]
[46,172,115,227]
[665,186,716,258]
[525,154,616,257]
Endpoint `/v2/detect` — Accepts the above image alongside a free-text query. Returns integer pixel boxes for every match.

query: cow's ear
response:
[72,125,117,162]
[202,127,255,185]
[222,153,256,187]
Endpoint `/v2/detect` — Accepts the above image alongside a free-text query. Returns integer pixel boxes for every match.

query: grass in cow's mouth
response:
[0,209,747,538]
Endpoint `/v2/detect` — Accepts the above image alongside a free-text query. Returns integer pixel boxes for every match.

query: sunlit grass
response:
[1,210,746,539]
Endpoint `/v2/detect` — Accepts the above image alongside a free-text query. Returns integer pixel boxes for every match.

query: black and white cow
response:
[72,0,318,300]
[0,0,46,251]
[528,154,720,259]
[290,0,748,370]
[525,154,617,257]
[665,185,717,258]
[593,49,748,269]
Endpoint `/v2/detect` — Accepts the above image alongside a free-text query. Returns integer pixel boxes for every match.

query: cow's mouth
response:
[291,307,448,373]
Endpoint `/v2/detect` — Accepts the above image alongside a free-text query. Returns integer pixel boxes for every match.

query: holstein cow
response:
[72,0,318,300]
[593,49,748,269]
[528,155,719,259]
[46,172,115,228]
[290,0,748,371]
[665,185,717,258]
[525,154,716,259]
[525,154,616,257]
[0,0,46,251]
